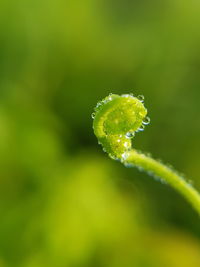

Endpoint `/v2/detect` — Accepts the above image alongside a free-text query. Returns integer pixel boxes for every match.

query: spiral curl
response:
[92,94,149,160]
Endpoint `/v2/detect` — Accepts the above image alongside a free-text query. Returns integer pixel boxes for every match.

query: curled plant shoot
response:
[92,93,200,215]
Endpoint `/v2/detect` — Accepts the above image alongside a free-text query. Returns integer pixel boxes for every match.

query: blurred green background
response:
[0,0,200,266]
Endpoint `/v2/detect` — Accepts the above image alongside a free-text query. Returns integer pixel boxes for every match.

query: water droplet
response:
[122,94,130,98]
[91,112,96,119]
[136,124,145,132]
[143,116,150,125]
[145,152,152,158]
[95,101,102,111]
[109,154,117,160]
[121,152,127,160]
[124,141,129,148]
[137,165,143,172]
[126,131,135,138]
[137,95,144,102]
[158,158,164,164]
[124,162,133,168]
[121,151,130,162]
[188,179,194,187]
[160,178,167,184]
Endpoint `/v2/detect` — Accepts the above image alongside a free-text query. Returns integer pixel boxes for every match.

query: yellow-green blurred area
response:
[0,0,200,266]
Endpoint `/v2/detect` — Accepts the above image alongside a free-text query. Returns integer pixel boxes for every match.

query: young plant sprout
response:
[92,93,200,215]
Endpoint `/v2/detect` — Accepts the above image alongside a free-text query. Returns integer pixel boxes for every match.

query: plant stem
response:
[123,150,200,215]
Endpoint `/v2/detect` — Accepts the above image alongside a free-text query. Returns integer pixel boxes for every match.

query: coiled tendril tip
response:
[92,93,200,215]
[92,93,150,160]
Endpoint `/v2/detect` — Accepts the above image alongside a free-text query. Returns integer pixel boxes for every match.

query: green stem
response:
[123,150,200,215]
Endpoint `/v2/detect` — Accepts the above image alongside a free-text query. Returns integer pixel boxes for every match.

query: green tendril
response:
[92,93,200,215]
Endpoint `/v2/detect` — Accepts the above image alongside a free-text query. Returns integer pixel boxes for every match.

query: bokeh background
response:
[0,0,200,266]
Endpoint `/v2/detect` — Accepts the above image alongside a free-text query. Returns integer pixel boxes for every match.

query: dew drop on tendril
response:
[137,95,144,102]
[91,112,95,119]
[121,152,130,161]
[145,152,152,157]
[124,141,129,148]
[143,116,150,125]
[122,94,130,98]
[188,179,194,187]
[126,132,135,138]
[136,124,145,132]
[109,154,117,160]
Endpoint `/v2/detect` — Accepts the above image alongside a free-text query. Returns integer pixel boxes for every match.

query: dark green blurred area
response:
[0,0,200,266]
